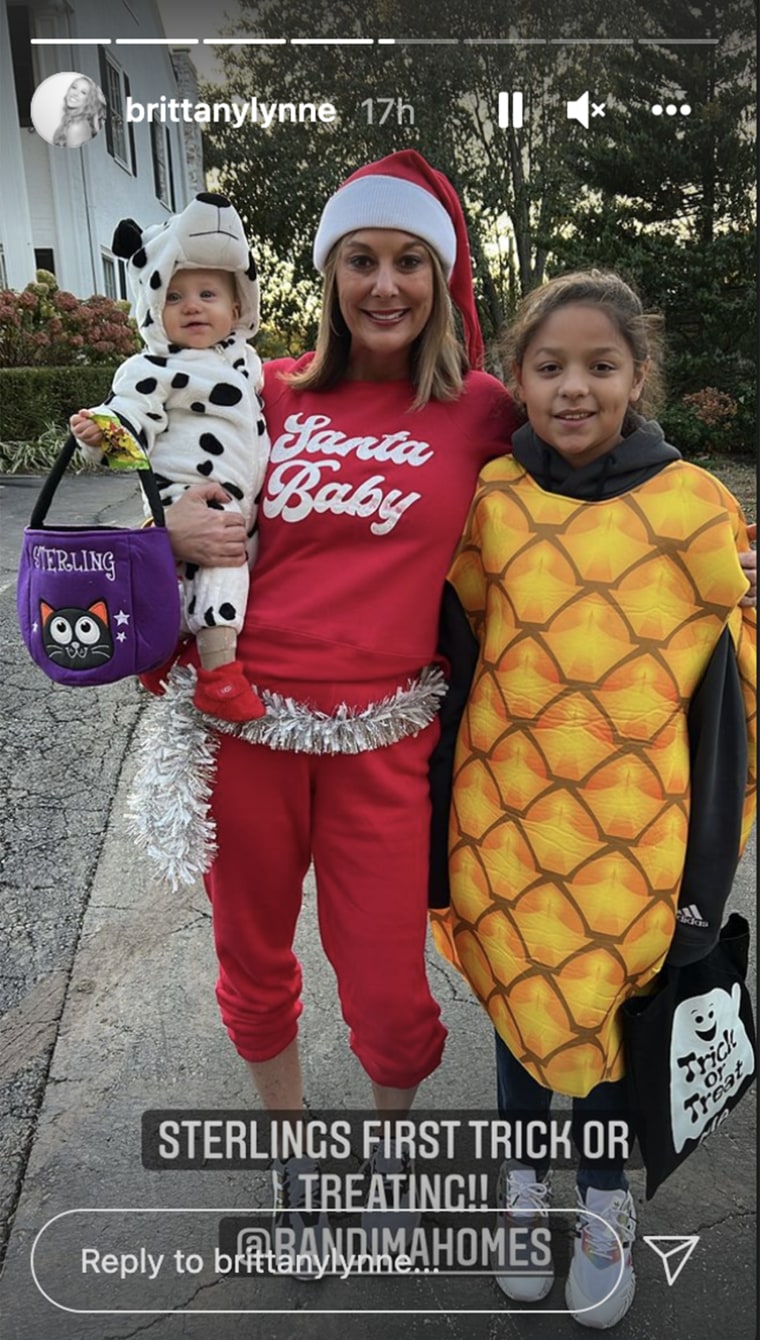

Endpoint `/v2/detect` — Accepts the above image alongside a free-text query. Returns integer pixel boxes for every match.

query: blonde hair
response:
[502,269,665,425]
[53,77,107,147]
[286,236,467,409]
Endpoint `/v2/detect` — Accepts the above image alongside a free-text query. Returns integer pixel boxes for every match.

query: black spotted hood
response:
[112,193,260,358]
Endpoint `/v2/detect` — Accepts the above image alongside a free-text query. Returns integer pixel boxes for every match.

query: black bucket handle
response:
[30,435,167,529]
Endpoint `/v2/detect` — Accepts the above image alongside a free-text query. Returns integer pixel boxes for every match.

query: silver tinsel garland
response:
[125,666,220,889]
[126,663,447,888]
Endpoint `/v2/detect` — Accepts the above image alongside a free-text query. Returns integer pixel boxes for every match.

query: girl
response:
[431,270,756,1328]
[52,76,107,148]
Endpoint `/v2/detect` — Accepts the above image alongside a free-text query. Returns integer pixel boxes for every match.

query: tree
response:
[553,0,756,449]
[200,0,755,436]
[201,0,648,342]
[557,0,755,241]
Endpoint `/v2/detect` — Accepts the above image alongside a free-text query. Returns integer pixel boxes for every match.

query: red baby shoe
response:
[193,661,266,722]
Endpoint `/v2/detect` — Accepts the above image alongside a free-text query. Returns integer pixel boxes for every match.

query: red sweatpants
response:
[204,695,447,1089]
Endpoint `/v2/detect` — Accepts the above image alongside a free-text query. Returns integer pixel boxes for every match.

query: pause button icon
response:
[498,91,524,128]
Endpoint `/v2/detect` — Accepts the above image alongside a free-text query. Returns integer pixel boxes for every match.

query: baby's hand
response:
[70,410,104,448]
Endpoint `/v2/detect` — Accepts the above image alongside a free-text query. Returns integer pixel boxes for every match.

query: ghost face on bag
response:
[670,982,755,1152]
[161,269,241,350]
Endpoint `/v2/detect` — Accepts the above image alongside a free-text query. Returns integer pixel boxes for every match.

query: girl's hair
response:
[502,269,665,426]
[285,236,468,409]
[53,77,107,147]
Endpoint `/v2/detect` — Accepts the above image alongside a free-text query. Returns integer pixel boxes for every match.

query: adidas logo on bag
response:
[676,903,709,928]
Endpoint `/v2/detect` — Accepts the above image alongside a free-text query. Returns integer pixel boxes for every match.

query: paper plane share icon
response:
[643,1235,700,1286]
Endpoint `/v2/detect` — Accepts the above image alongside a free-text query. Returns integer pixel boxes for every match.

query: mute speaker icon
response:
[566,91,590,127]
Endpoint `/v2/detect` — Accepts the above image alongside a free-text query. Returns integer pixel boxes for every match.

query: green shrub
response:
[724,382,757,457]
[660,385,755,458]
[0,365,119,441]
[0,420,99,473]
[0,270,139,368]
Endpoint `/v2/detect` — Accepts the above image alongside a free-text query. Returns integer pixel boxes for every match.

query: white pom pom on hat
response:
[313,149,484,368]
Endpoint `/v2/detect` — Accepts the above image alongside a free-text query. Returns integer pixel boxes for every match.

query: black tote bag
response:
[622,913,756,1199]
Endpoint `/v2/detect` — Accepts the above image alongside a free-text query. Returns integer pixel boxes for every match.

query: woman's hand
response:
[739,523,757,608]
[164,485,248,567]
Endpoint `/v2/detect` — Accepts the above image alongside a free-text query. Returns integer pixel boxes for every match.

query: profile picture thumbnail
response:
[30,72,107,149]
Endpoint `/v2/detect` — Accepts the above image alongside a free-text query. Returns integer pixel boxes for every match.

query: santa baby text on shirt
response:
[262,412,434,536]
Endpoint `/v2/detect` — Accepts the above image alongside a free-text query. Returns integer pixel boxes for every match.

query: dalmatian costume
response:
[83,192,269,638]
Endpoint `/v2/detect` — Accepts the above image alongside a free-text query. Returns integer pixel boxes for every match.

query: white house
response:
[0,0,203,299]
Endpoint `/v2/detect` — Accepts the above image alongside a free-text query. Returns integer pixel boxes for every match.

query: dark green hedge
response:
[0,366,118,440]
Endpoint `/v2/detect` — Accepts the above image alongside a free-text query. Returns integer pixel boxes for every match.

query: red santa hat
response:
[313,149,485,368]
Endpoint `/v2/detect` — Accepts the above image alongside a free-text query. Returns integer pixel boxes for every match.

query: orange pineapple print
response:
[432,457,756,1097]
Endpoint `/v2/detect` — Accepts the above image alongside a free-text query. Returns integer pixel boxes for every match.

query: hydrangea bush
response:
[0,271,139,367]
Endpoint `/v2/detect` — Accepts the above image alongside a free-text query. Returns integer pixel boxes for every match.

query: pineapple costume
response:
[431,424,756,1099]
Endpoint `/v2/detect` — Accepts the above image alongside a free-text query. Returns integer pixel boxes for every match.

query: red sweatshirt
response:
[237,356,518,684]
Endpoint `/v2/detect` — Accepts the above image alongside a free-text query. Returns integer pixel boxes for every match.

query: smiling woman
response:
[334,231,435,382]
[52,75,107,148]
[156,150,519,1264]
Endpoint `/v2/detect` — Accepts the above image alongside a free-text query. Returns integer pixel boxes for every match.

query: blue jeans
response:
[495,1032,630,1194]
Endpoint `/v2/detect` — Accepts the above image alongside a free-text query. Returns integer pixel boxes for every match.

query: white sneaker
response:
[271,1155,328,1281]
[494,1164,554,1302]
[361,1144,420,1250]
[565,1186,636,1329]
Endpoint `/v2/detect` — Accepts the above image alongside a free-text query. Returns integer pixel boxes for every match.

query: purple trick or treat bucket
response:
[17,436,181,687]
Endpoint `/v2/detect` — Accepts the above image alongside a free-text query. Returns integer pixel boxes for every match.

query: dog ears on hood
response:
[112,219,144,261]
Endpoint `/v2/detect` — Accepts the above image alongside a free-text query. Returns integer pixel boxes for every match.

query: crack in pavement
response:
[100,1273,230,1340]
[691,1209,756,1232]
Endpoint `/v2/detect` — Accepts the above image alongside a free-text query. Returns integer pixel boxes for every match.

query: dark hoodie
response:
[429,420,747,968]
[509,415,680,499]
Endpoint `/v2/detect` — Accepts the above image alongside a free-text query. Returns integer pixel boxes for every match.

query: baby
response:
[71,192,269,723]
